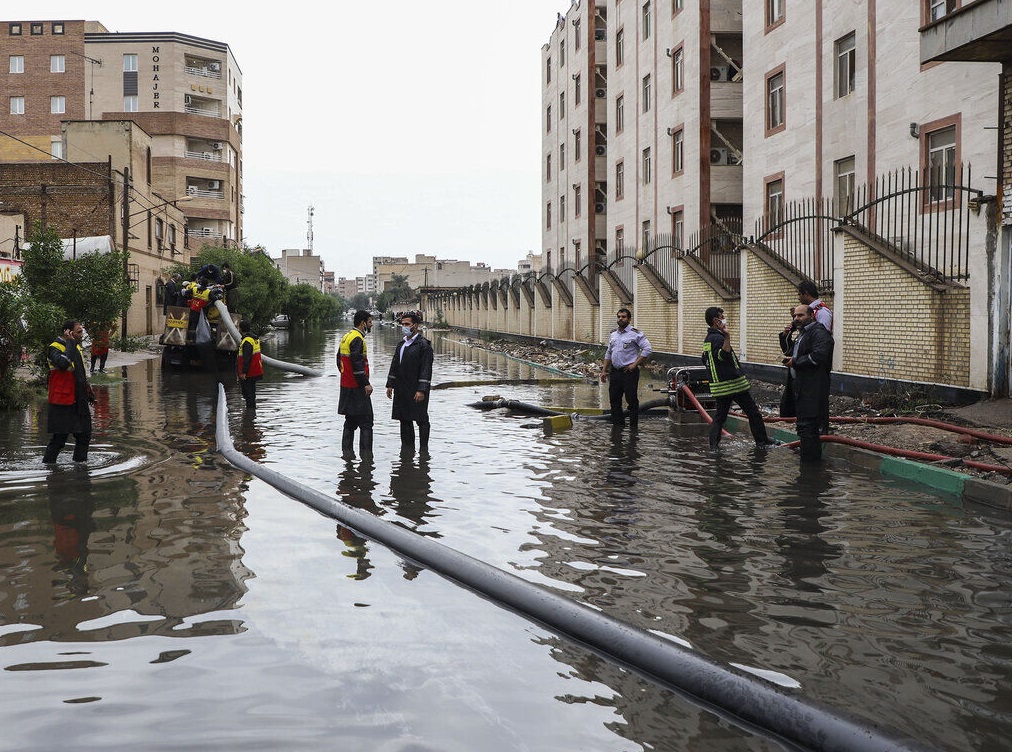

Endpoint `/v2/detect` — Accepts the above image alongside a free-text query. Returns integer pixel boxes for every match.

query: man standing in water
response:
[338,310,374,458]
[600,308,652,427]
[386,311,433,452]
[43,319,95,464]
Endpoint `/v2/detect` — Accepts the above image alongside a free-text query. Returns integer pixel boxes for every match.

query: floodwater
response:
[1,323,1010,752]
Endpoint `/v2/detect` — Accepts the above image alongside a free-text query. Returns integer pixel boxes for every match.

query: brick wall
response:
[634,267,677,352]
[680,260,740,355]
[744,250,796,364]
[535,289,552,338]
[572,281,599,343]
[841,233,970,385]
[552,291,573,340]
[1003,64,1011,226]
[598,279,619,345]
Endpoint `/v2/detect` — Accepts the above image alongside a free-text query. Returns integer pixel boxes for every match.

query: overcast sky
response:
[31,0,571,278]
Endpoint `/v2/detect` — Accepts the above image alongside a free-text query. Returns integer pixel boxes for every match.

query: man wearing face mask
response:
[702,306,774,450]
[386,311,433,452]
[337,310,374,458]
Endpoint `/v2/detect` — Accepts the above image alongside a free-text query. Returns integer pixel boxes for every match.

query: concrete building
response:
[374,253,506,291]
[0,18,243,249]
[273,248,323,289]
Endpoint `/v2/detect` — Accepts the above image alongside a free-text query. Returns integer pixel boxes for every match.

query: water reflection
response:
[48,467,96,598]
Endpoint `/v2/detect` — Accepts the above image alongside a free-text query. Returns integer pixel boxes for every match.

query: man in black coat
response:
[42,319,95,464]
[163,273,181,314]
[386,311,433,452]
[783,304,834,463]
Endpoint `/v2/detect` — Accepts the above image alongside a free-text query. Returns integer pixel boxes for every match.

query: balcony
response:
[184,58,223,80]
[185,184,225,200]
[184,95,221,118]
[185,149,223,162]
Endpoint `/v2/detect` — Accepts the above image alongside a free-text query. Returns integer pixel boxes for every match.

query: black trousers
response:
[90,352,108,373]
[797,415,823,462]
[398,419,430,451]
[342,414,374,456]
[709,390,769,448]
[608,367,640,424]
[43,432,91,463]
[240,378,257,408]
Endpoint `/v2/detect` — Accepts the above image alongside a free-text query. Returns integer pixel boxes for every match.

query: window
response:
[10,96,24,115]
[546,249,553,272]
[642,220,651,252]
[124,95,138,112]
[926,123,957,203]
[765,175,785,226]
[8,23,22,35]
[643,147,652,184]
[616,161,625,200]
[561,195,566,222]
[546,153,552,181]
[547,201,553,229]
[835,32,856,98]
[574,240,582,269]
[766,67,785,135]
[50,96,65,114]
[673,0,684,14]
[642,2,651,40]
[155,218,164,243]
[123,54,138,72]
[672,127,684,174]
[30,22,43,35]
[575,74,581,106]
[51,55,65,73]
[834,156,855,214]
[574,185,582,217]
[559,39,565,66]
[672,47,684,93]
[642,75,651,112]
[52,22,65,35]
[169,224,176,249]
[9,55,24,74]
[574,19,581,50]
[766,0,785,30]
[547,57,552,84]
[616,95,625,133]
[560,143,566,170]
[51,138,63,160]
[616,28,625,66]
[616,227,625,253]
[559,91,565,120]
[575,130,582,161]
[672,208,684,250]
[928,0,957,22]
[547,105,552,132]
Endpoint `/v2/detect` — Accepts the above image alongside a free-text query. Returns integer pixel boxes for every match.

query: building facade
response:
[273,248,323,289]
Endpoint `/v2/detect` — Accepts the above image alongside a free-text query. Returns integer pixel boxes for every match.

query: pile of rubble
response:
[456,337,608,379]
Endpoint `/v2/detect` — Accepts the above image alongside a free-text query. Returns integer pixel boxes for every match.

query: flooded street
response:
[1,323,1011,751]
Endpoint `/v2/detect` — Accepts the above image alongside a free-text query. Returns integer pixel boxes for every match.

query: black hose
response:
[214,384,928,752]
[466,399,566,417]
[579,397,671,420]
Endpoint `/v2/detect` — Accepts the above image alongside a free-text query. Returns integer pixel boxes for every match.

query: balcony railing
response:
[184,149,223,161]
[185,188,225,199]
[184,64,222,80]
[184,104,221,118]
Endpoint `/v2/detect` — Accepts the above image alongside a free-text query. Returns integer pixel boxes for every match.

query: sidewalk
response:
[946,399,1012,431]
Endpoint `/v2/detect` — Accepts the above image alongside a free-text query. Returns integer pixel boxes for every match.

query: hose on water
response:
[759,414,1012,446]
[466,399,565,416]
[576,397,671,421]
[680,384,732,438]
[213,300,323,377]
[213,383,928,752]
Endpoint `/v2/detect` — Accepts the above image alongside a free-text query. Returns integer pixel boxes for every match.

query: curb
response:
[725,416,1012,511]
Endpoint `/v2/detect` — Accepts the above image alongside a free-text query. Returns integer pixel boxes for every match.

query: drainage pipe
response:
[214,383,925,752]
[681,384,731,438]
[466,399,566,416]
[576,397,671,420]
[213,301,322,377]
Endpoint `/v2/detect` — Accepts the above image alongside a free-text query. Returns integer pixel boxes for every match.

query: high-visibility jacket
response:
[702,329,750,397]
[238,335,263,378]
[337,328,369,388]
[48,339,79,405]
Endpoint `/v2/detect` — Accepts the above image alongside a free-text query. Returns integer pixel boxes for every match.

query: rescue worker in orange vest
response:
[237,320,263,410]
[43,319,95,464]
[337,310,374,458]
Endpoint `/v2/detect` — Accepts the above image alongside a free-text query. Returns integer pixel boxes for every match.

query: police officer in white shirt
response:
[600,308,653,427]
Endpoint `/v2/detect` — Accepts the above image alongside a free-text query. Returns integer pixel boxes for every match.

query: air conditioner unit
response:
[184,95,193,105]
[710,147,728,165]
[595,87,606,98]
[595,144,606,156]
[211,142,223,150]
[208,180,221,190]
[595,201,606,214]
[208,62,221,72]
[186,186,197,195]
[710,66,729,82]
[594,29,606,41]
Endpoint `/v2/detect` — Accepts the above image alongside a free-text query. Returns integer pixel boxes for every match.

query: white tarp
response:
[62,235,113,259]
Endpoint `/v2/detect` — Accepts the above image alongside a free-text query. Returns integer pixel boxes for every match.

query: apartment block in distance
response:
[0,19,243,248]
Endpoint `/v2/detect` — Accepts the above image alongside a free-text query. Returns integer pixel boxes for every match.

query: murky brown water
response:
[1,323,1010,751]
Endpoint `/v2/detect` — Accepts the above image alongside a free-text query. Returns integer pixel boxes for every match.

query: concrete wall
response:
[634,267,677,352]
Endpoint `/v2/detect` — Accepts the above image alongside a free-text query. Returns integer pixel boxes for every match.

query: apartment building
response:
[273,248,323,289]
[0,19,243,248]
[542,2,608,277]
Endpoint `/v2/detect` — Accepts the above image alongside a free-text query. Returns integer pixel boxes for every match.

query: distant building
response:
[273,248,323,289]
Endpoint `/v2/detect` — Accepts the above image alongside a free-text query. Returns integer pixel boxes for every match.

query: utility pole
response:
[120,166,130,344]
[307,205,314,254]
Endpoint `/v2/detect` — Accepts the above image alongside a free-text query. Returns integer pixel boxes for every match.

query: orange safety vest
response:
[48,340,78,405]
[238,335,263,378]
[338,328,369,388]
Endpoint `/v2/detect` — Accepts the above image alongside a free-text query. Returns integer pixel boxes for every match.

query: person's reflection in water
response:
[238,410,266,462]
[605,423,642,491]
[48,466,97,598]
[776,463,843,594]
[335,457,380,580]
[389,447,437,580]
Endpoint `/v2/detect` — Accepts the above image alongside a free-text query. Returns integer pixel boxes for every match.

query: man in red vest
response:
[237,320,263,410]
[43,319,95,464]
[337,310,374,458]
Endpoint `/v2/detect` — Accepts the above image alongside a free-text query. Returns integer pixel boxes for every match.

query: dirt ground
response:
[457,336,1012,484]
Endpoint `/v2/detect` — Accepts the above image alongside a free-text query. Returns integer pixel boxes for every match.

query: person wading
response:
[337,310,374,458]
[43,319,96,464]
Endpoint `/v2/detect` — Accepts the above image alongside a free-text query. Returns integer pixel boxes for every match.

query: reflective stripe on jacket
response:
[702,331,750,397]
[338,328,369,388]
[238,336,263,378]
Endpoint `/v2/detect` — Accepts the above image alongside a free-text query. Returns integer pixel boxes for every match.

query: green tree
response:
[284,283,320,325]
[375,273,413,312]
[349,292,371,311]
[0,276,63,407]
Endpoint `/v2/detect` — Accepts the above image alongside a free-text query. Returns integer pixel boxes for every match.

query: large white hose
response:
[213,300,322,377]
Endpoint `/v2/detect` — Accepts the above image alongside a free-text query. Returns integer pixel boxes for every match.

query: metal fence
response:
[684,220,744,294]
[638,231,681,289]
[605,241,638,297]
[753,197,836,291]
